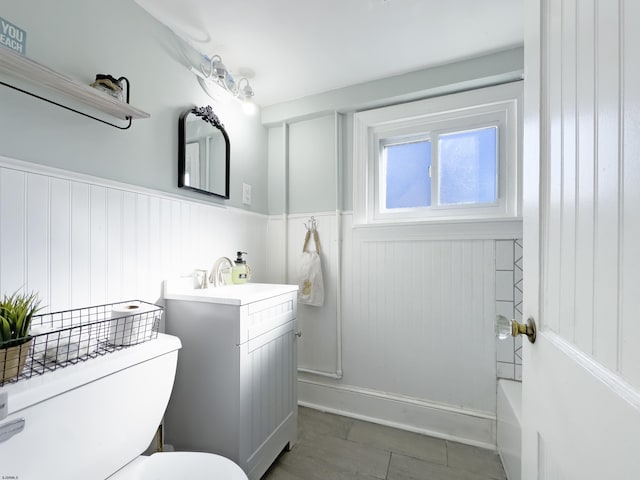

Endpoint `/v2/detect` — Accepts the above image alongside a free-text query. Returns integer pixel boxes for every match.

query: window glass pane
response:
[384,140,431,209]
[438,127,497,205]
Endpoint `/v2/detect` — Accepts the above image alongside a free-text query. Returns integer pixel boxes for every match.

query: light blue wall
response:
[264,47,524,214]
[267,116,338,215]
[0,0,268,213]
[288,115,337,214]
[1,0,521,219]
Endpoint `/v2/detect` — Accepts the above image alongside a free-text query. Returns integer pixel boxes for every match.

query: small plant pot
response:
[0,337,33,383]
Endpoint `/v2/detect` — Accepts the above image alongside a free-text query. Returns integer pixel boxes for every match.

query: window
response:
[353,82,522,225]
[438,127,497,206]
[383,138,432,209]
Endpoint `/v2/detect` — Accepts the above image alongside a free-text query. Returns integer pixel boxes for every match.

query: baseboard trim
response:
[298,378,497,449]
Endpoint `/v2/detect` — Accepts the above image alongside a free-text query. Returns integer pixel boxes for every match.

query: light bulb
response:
[242,99,257,115]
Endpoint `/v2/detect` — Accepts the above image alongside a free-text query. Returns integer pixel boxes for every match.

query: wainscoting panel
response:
[50,177,71,309]
[347,230,497,415]
[0,168,26,294]
[0,156,268,314]
[267,211,507,446]
[286,212,341,377]
[26,172,50,309]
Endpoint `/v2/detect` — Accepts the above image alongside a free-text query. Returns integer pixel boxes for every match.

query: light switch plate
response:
[242,183,252,206]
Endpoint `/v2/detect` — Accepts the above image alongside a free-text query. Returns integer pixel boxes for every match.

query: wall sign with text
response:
[0,17,27,55]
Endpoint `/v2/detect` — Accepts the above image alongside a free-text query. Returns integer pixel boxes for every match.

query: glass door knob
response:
[496,314,537,343]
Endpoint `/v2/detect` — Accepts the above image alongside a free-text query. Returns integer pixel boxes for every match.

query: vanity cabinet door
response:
[239,318,298,479]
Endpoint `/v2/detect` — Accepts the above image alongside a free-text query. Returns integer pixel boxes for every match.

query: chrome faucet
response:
[209,257,234,287]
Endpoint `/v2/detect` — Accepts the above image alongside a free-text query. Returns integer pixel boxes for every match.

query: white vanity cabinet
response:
[163,283,298,480]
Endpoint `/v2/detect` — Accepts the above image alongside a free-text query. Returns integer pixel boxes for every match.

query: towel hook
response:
[304,216,318,232]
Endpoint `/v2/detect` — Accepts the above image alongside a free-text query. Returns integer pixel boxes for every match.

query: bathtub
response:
[497,379,522,480]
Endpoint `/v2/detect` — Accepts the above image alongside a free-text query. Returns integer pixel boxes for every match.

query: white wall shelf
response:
[0,46,149,128]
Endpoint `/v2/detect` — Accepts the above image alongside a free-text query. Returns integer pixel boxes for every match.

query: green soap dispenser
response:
[232,251,252,284]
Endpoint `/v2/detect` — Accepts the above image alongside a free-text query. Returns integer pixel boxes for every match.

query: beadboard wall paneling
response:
[50,177,71,309]
[274,212,342,377]
[26,173,49,308]
[0,168,26,293]
[348,233,496,414]
[265,215,288,285]
[267,212,501,445]
[0,157,268,313]
[70,182,90,308]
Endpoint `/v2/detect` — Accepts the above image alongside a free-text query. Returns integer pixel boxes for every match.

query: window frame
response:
[353,82,522,226]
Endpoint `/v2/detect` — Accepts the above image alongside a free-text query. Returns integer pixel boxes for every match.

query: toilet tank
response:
[0,333,181,480]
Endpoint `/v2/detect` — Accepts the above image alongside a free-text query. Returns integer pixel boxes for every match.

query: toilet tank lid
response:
[3,333,181,416]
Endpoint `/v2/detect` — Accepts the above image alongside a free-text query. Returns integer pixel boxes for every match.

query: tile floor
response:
[262,407,506,480]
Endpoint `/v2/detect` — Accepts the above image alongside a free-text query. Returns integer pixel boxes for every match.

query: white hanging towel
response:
[297,227,325,307]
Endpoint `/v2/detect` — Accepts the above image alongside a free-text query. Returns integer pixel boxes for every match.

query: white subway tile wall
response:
[495,239,523,381]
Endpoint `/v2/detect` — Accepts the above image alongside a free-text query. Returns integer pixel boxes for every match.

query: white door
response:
[522,0,640,479]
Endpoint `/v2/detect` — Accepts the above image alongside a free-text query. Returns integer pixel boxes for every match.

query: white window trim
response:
[353,81,523,226]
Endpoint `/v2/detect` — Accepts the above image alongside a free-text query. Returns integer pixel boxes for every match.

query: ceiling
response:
[134,0,523,107]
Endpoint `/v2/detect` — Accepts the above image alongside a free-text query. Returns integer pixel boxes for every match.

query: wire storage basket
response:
[0,300,162,386]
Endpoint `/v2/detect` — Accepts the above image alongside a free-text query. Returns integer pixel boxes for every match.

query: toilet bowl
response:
[109,452,248,479]
[0,334,248,479]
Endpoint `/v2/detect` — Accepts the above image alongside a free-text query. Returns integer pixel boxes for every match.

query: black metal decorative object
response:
[191,105,224,129]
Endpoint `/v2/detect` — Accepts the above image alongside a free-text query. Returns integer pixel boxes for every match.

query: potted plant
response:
[0,290,41,383]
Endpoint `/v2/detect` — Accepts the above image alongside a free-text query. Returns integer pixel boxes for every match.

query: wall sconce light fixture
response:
[190,54,256,115]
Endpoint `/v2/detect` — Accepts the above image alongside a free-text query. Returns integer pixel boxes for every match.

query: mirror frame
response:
[178,105,230,199]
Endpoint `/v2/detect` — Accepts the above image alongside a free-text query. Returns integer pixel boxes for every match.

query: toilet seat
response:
[109,452,248,479]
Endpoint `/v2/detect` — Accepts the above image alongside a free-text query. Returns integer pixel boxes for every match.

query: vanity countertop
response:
[163,279,298,306]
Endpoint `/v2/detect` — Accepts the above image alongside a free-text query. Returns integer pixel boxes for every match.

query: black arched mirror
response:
[178,106,230,198]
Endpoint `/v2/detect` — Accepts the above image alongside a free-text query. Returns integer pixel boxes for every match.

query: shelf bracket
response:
[0,76,133,130]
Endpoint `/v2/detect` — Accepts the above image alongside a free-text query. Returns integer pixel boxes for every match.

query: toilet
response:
[0,334,248,479]
[108,452,248,479]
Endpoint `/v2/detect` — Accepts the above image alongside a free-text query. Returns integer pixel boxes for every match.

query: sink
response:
[163,279,298,306]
